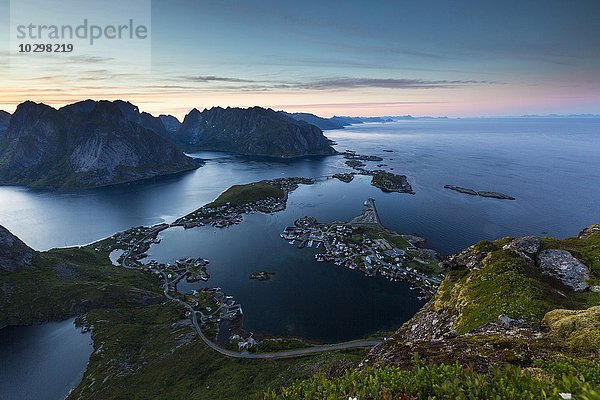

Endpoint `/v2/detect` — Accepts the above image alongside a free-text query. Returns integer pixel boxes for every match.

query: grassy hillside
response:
[265,358,600,400]
[70,303,368,400]
[208,181,285,207]
[0,244,162,329]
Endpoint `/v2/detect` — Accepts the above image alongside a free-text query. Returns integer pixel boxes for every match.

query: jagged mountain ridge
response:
[0,100,200,189]
[175,106,337,157]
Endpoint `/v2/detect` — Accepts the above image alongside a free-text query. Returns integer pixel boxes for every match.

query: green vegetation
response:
[70,303,368,400]
[370,170,413,193]
[454,249,569,333]
[354,226,410,249]
[0,245,161,329]
[430,230,600,334]
[265,359,600,400]
[469,236,513,254]
[543,306,600,356]
[534,355,600,385]
[207,181,285,207]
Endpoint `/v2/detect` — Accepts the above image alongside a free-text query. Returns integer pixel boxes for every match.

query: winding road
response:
[119,229,381,360]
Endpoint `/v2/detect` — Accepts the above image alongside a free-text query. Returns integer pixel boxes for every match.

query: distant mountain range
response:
[280,112,448,130]
[0,101,338,189]
[517,113,600,118]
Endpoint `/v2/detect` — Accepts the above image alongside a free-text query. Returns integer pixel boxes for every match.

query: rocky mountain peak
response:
[175,106,337,157]
[0,100,201,189]
[0,225,35,272]
[5,101,63,140]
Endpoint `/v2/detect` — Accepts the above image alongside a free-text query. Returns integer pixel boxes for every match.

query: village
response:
[90,177,323,353]
[94,185,442,356]
[171,177,314,230]
[280,199,444,297]
[96,224,254,351]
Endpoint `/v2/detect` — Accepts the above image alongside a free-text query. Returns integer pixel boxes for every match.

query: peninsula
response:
[281,199,443,296]
[174,106,337,157]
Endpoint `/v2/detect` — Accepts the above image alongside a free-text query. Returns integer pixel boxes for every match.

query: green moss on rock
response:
[543,306,600,356]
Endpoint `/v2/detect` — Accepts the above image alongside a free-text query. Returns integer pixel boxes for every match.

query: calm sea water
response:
[0,118,597,253]
[0,318,92,400]
[142,191,427,342]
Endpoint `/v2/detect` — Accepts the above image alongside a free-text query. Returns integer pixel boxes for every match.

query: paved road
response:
[121,233,381,360]
[160,271,380,359]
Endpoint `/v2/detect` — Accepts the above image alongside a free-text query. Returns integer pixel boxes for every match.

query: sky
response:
[1,0,599,118]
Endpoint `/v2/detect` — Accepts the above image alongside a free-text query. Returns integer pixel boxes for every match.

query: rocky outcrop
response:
[0,225,35,272]
[444,244,490,271]
[578,224,600,239]
[536,249,589,291]
[0,101,200,189]
[444,185,478,196]
[175,106,337,157]
[366,226,599,369]
[503,236,541,261]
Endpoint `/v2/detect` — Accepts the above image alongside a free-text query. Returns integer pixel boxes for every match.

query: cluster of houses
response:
[174,177,315,230]
[174,204,245,229]
[193,287,243,324]
[280,216,443,297]
[106,223,170,265]
[141,256,211,283]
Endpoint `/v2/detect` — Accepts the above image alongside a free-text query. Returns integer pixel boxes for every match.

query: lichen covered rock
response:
[536,249,589,291]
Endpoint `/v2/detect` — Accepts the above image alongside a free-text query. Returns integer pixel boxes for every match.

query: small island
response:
[338,151,415,194]
[332,173,355,183]
[345,159,366,169]
[342,151,384,162]
[173,177,314,229]
[444,185,478,195]
[249,271,276,281]
[445,185,515,200]
[370,171,414,194]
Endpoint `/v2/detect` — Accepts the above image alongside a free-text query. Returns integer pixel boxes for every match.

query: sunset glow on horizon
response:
[1,0,599,119]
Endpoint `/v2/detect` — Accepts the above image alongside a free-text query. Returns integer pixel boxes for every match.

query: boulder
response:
[502,236,541,261]
[536,249,589,291]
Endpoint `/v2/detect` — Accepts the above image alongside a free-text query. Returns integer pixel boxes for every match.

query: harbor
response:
[280,199,444,297]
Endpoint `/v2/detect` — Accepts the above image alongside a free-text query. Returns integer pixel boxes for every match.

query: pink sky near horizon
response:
[1,83,599,120]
